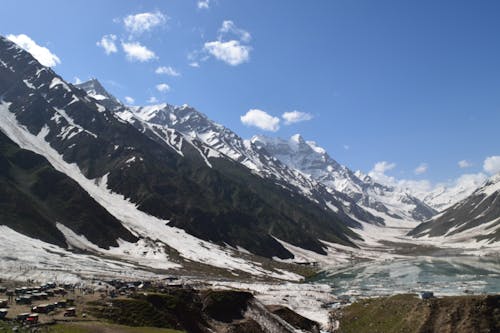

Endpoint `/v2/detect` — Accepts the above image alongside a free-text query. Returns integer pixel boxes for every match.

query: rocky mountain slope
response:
[408,173,500,244]
[77,80,385,228]
[0,130,136,249]
[0,34,362,270]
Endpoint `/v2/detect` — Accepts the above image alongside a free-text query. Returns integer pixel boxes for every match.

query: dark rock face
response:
[0,35,359,259]
[0,131,136,249]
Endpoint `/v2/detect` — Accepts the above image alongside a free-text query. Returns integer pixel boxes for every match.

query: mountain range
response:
[1,34,499,281]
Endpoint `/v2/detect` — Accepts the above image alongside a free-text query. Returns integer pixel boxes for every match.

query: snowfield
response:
[0,101,301,281]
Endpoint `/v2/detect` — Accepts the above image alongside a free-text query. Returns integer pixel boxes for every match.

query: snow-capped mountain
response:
[409,172,500,245]
[76,82,386,227]
[77,78,437,226]
[0,34,362,277]
[418,175,487,211]
[251,134,436,223]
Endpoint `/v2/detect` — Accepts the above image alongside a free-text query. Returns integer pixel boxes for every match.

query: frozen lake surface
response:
[310,256,500,298]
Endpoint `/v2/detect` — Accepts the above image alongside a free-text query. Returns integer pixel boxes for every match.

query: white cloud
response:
[219,20,251,43]
[343,145,350,150]
[368,161,397,185]
[369,161,433,196]
[204,40,250,66]
[124,96,135,104]
[484,155,500,175]
[240,109,280,132]
[123,11,167,35]
[201,20,252,66]
[147,96,158,104]
[96,34,118,55]
[282,111,313,125]
[155,66,180,76]
[156,83,170,93]
[458,160,472,168]
[373,161,396,174]
[414,163,428,175]
[73,77,82,84]
[122,42,157,62]
[7,34,61,67]
[189,62,200,68]
[197,0,210,9]
[453,173,487,189]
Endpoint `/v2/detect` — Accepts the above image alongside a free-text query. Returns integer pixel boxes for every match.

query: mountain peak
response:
[290,133,304,144]
[76,78,109,97]
[75,78,122,110]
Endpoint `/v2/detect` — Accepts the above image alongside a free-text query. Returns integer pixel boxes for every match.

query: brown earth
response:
[333,294,500,333]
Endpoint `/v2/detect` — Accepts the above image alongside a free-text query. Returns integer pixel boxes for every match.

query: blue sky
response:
[1,0,499,188]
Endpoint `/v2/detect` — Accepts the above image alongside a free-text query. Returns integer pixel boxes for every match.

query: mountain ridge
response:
[408,172,500,244]
[0,34,359,265]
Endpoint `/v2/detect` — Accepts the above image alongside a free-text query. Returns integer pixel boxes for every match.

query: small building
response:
[15,296,32,305]
[26,313,39,325]
[64,307,76,317]
[419,291,434,300]
[32,304,50,314]
[16,313,30,322]
[56,300,67,308]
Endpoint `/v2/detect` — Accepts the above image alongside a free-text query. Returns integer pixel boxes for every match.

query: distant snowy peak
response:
[253,134,436,222]
[421,175,488,211]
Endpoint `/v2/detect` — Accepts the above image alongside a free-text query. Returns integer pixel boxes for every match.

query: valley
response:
[0,19,499,333]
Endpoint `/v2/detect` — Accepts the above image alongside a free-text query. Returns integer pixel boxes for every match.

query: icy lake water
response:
[310,256,500,298]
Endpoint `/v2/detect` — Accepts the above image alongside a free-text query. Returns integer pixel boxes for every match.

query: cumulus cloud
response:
[124,96,135,104]
[282,111,313,125]
[7,34,61,67]
[240,109,280,132]
[373,161,396,174]
[96,34,118,55]
[189,62,200,68]
[156,83,170,93]
[204,40,250,66]
[123,11,167,35]
[197,0,210,9]
[368,161,433,196]
[368,161,397,186]
[484,155,500,175]
[452,173,487,189]
[155,66,180,76]
[458,160,472,168]
[201,21,252,66]
[219,20,251,43]
[122,42,157,62]
[147,96,158,104]
[73,77,82,84]
[414,163,428,175]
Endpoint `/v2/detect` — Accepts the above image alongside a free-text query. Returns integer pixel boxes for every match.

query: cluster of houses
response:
[0,277,188,328]
[0,283,77,326]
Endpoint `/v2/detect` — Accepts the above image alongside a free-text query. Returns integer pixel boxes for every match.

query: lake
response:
[309,256,500,298]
